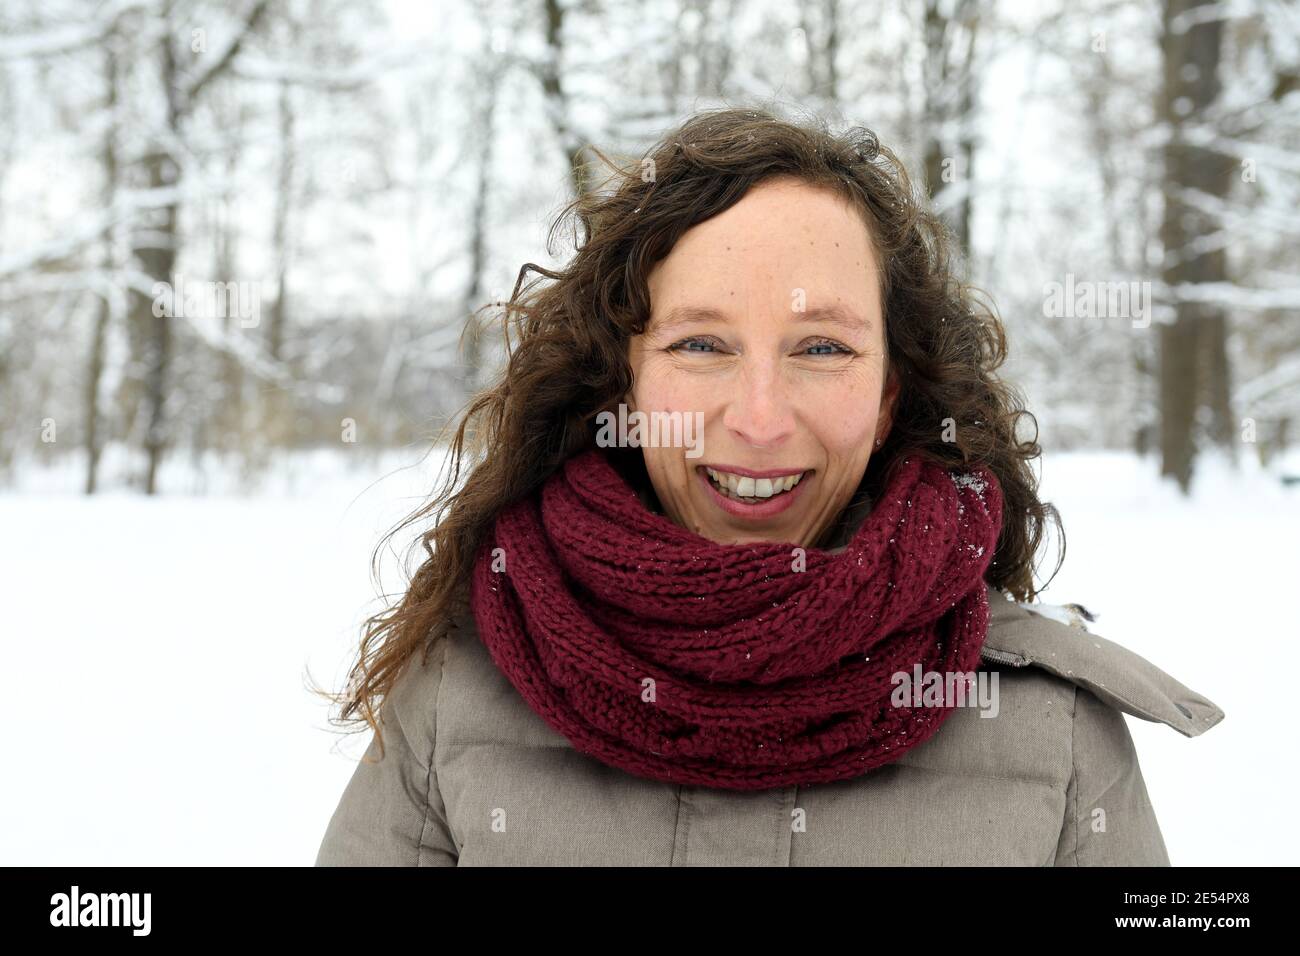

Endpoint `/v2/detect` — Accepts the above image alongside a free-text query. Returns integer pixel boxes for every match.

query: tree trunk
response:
[460,49,502,395]
[268,78,293,363]
[138,149,177,495]
[541,0,592,198]
[85,43,118,494]
[921,0,977,266]
[1158,0,1230,491]
[136,36,182,494]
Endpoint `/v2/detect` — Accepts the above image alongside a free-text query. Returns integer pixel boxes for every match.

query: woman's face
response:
[627,176,899,548]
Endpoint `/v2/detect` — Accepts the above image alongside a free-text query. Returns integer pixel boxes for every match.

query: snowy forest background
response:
[1,0,1297,865]
[1,0,1297,492]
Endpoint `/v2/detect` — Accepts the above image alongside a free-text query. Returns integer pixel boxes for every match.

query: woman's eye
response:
[668,337,720,353]
[803,339,851,356]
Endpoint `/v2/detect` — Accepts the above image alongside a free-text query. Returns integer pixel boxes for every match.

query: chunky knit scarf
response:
[469,446,1003,791]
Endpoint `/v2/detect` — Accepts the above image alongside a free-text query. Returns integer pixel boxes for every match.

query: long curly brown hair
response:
[318,105,1064,752]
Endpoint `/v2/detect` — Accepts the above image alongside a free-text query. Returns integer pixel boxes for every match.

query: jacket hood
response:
[981,583,1226,739]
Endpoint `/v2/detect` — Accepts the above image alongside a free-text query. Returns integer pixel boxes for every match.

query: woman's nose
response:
[720,359,795,449]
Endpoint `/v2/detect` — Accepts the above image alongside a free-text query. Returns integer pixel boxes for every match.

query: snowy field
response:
[1,447,1295,865]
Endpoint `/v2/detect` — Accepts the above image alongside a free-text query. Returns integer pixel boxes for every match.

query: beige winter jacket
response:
[314,583,1224,866]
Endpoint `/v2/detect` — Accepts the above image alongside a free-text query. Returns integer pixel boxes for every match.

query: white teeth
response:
[704,467,806,501]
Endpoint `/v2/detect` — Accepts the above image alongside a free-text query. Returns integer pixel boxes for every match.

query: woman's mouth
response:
[703,466,805,500]
[697,465,811,519]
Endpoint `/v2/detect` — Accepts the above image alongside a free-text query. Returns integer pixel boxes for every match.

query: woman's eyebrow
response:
[657,305,729,329]
[658,303,872,334]
[795,305,873,334]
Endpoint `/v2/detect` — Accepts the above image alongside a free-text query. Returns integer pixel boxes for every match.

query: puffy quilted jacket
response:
[315,583,1224,866]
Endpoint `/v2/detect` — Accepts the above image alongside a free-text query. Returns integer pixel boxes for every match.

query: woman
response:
[314,108,1224,866]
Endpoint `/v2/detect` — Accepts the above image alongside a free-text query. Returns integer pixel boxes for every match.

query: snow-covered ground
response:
[1,447,1295,865]
[1022,448,1299,867]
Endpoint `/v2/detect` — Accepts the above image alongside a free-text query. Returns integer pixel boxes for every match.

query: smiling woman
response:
[314,106,1223,866]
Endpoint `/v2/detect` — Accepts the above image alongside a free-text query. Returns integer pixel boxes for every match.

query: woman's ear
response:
[875,366,901,444]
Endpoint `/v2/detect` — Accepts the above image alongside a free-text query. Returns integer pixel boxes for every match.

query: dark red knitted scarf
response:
[469,446,1003,791]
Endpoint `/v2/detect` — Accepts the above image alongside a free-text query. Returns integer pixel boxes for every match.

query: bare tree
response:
[1158,0,1232,491]
[460,50,505,396]
[540,0,595,198]
[123,0,270,493]
[84,31,120,494]
[920,0,983,265]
